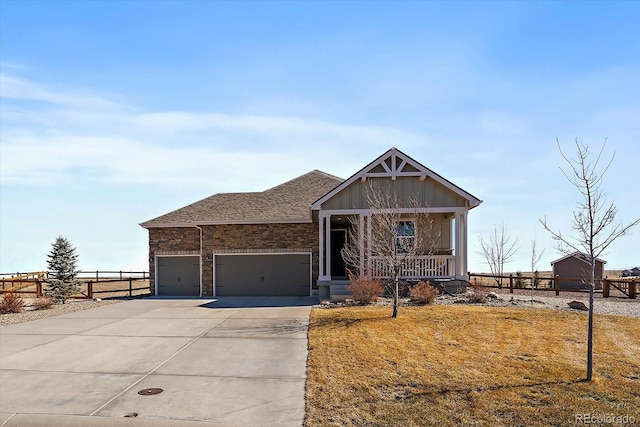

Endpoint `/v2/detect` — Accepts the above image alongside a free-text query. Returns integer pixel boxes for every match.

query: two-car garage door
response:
[215,254,310,297]
[157,254,311,297]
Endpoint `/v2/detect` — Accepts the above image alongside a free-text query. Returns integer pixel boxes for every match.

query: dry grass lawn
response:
[305,305,640,426]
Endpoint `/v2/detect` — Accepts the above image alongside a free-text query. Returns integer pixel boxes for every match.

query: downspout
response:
[195,225,203,297]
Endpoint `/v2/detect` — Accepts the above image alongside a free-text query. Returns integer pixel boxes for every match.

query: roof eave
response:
[141,217,313,228]
[140,222,197,229]
[550,251,607,265]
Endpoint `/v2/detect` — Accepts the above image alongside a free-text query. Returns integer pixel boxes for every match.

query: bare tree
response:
[341,181,439,318]
[529,236,545,304]
[478,222,519,288]
[540,138,640,381]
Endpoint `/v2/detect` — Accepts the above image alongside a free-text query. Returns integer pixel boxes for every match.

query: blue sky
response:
[1,0,639,274]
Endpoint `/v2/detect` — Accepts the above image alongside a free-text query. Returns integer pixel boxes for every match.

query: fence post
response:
[602,279,610,298]
[120,270,123,280]
[555,275,560,296]
[96,271,99,281]
[87,281,93,299]
[36,281,42,298]
[129,279,132,297]
[509,274,514,294]
[630,280,637,299]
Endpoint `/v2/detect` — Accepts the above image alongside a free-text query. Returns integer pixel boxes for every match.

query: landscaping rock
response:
[567,301,589,311]
[487,292,499,299]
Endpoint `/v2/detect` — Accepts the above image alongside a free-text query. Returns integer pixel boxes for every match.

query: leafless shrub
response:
[0,292,25,314]
[32,296,55,310]
[409,281,439,305]
[346,273,384,304]
[467,280,487,303]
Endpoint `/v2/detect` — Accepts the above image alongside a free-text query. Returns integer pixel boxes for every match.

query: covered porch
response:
[309,147,481,301]
[317,209,468,283]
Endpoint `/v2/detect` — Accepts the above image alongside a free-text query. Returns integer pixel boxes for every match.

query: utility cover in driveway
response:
[215,254,310,296]
[157,256,200,296]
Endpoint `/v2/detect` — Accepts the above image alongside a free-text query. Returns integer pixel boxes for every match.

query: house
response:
[550,252,607,290]
[140,147,482,299]
[622,267,640,277]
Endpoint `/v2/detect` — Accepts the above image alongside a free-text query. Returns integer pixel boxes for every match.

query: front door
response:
[330,229,347,278]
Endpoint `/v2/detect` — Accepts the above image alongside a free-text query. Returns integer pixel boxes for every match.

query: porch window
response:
[395,220,415,253]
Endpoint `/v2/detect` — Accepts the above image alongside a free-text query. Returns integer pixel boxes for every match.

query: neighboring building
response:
[140,147,482,299]
[550,252,607,290]
[622,267,640,277]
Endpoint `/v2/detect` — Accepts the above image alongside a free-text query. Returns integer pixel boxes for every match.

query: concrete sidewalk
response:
[0,297,315,426]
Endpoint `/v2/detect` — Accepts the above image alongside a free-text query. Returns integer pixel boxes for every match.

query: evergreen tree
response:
[45,236,81,303]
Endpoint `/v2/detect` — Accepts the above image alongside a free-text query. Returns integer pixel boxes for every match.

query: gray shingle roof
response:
[140,170,343,227]
[550,251,607,265]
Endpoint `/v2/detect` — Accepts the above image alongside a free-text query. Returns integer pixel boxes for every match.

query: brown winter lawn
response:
[305,305,640,427]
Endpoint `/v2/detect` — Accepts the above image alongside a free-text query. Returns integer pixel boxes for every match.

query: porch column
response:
[318,214,329,280]
[454,212,468,279]
[325,214,331,279]
[359,214,365,277]
[318,214,324,278]
[366,213,372,277]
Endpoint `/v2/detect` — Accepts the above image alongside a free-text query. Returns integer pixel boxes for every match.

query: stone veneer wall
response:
[148,227,200,294]
[201,223,318,296]
[148,223,318,296]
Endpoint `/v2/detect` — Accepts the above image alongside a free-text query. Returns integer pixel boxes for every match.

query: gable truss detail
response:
[363,149,426,180]
[312,147,482,210]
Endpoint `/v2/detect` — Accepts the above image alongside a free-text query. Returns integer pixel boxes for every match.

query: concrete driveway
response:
[0,297,315,426]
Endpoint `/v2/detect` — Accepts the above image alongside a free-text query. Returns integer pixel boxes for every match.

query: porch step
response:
[319,281,351,301]
[329,283,351,301]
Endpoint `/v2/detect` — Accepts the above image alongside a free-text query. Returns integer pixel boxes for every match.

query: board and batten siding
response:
[429,213,453,253]
[553,256,605,290]
[320,176,467,211]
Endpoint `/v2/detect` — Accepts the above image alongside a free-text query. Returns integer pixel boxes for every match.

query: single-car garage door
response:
[157,256,200,296]
[215,254,310,296]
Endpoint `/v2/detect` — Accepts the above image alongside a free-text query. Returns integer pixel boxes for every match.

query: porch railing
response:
[370,255,455,279]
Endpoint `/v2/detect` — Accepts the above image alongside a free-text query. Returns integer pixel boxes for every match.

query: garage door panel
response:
[157,256,200,296]
[216,254,310,297]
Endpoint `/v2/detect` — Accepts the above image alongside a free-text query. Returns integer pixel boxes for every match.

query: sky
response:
[1,0,639,274]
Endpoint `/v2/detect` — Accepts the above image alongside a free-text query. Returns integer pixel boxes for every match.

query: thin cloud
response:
[0,73,124,109]
[0,75,429,190]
